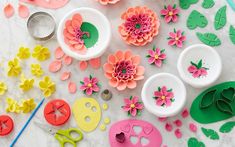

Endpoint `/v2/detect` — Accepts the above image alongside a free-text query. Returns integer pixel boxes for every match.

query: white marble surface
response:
[1,0,235,147]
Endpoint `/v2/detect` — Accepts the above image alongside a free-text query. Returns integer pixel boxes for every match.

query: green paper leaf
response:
[197,59,203,69]
[190,61,198,68]
[80,22,99,48]
[214,6,227,30]
[187,10,208,30]
[229,25,235,45]
[80,81,84,84]
[179,0,199,9]
[219,121,235,133]
[188,137,205,147]
[202,0,215,9]
[196,32,221,47]
[201,127,220,140]
[216,99,233,115]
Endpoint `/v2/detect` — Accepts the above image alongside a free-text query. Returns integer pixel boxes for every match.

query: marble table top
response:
[1,0,235,147]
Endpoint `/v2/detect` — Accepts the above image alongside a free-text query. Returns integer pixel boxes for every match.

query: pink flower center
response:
[114,60,136,81]
[168,11,173,16]
[130,104,135,108]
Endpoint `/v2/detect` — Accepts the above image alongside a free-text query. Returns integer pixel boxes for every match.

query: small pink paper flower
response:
[80,75,100,96]
[188,59,208,78]
[122,96,144,117]
[119,6,160,46]
[160,4,179,23]
[153,86,174,107]
[96,0,120,5]
[147,46,166,67]
[63,13,88,55]
[167,29,186,48]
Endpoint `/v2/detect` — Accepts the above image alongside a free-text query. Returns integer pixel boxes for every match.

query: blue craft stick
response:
[227,0,235,11]
[10,98,45,147]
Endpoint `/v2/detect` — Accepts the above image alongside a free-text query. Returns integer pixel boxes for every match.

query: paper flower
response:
[122,96,144,117]
[167,29,186,48]
[103,50,145,91]
[146,46,166,67]
[80,75,100,96]
[153,86,174,107]
[96,0,120,5]
[19,75,34,92]
[32,45,50,61]
[63,13,87,54]
[0,82,7,95]
[160,4,179,23]
[17,46,30,59]
[118,6,160,46]
[20,98,36,113]
[31,64,44,77]
[6,98,21,113]
[39,76,56,97]
[7,58,22,77]
[188,59,208,78]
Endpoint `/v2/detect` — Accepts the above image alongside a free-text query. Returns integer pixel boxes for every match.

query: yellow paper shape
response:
[19,75,34,92]
[17,46,30,59]
[31,64,43,77]
[6,98,21,113]
[7,58,21,77]
[32,45,50,61]
[0,82,7,95]
[39,76,55,97]
[20,98,36,113]
[72,97,101,132]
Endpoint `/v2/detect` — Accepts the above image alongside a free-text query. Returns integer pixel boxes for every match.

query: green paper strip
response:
[196,32,221,47]
[214,6,227,30]
[188,137,205,147]
[187,10,208,30]
[202,0,215,9]
[179,0,199,9]
[201,127,220,140]
[229,25,235,45]
[80,22,99,48]
[219,121,235,133]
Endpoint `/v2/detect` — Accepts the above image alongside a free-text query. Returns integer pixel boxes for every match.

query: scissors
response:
[34,122,83,147]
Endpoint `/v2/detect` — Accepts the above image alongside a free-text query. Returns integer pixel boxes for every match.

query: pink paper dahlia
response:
[103,50,145,91]
[118,6,160,46]
[96,0,120,5]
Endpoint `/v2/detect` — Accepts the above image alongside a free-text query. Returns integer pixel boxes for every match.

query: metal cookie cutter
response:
[101,89,112,101]
[27,12,56,41]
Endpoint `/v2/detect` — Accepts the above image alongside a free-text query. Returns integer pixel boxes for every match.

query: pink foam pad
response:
[109,119,162,147]
[19,0,70,9]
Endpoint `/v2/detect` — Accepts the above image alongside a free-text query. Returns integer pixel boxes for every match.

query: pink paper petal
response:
[68,81,77,94]
[189,123,197,133]
[173,119,182,127]
[79,61,88,71]
[89,57,101,69]
[157,117,167,122]
[165,123,173,132]
[63,55,73,65]
[4,4,14,18]
[18,4,29,18]
[181,108,189,118]
[60,71,71,81]
[174,129,182,139]
[49,60,62,73]
[55,47,65,59]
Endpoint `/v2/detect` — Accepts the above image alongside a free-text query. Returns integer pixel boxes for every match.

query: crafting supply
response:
[101,89,112,101]
[34,121,83,147]
[0,115,14,136]
[99,124,106,131]
[10,98,45,147]
[115,132,125,143]
[44,99,71,126]
[102,103,108,110]
[27,12,56,41]
[19,0,70,9]
[227,0,235,11]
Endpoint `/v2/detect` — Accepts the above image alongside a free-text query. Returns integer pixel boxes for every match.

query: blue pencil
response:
[10,98,45,147]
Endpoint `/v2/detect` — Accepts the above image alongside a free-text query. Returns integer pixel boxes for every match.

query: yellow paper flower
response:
[31,64,44,77]
[17,46,30,59]
[0,82,7,95]
[32,45,50,61]
[20,98,36,113]
[39,76,56,97]
[6,98,21,113]
[19,77,34,92]
[7,58,22,77]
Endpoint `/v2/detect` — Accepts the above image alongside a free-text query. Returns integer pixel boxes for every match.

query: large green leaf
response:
[196,32,221,47]
[229,25,235,45]
[179,0,199,9]
[201,127,220,140]
[188,137,205,147]
[187,10,208,30]
[219,121,235,133]
[214,6,227,30]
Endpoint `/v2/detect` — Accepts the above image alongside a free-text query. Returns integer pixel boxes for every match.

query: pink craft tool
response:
[109,119,162,147]
[19,0,70,9]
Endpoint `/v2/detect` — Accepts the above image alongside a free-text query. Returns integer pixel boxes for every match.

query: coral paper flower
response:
[80,75,100,96]
[39,76,56,97]
[167,29,186,48]
[160,4,179,23]
[17,46,30,60]
[20,98,36,113]
[63,13,87,54]
[119,6,160,46]
[188,59,208,78]
[153,86,174,107]
[147,46,166,67]
[96,0,120,5]
[103,50,145,91]
[0,82,7,95]
[122,96,144,117]
[31,64,44,77]
[32,45,50,61]
[7,58,22,77]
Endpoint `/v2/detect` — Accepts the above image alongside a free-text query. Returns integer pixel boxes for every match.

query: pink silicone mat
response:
[19,0,70,9]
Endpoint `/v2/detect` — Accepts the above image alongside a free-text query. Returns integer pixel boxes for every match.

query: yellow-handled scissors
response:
[34,122,83,147]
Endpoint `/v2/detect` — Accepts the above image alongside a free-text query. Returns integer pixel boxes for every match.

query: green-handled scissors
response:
[34,122,83,147]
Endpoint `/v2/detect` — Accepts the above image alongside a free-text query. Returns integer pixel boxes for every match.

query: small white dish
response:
[141,73,186,117]
[177,44,222,88]
[57,7,111,61]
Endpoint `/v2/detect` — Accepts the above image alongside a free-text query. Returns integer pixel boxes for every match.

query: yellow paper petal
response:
[32,45,50,61]
[31,64,44,77]
[19,78,34,92]
[39,76,56,97]
[7,58,21,77]
[17,46,30,60]
[0,82,7,95]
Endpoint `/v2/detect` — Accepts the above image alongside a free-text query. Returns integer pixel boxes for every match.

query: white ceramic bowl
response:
[141,73,186,117]
[177,44,222,88]
[57,7,111,61]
